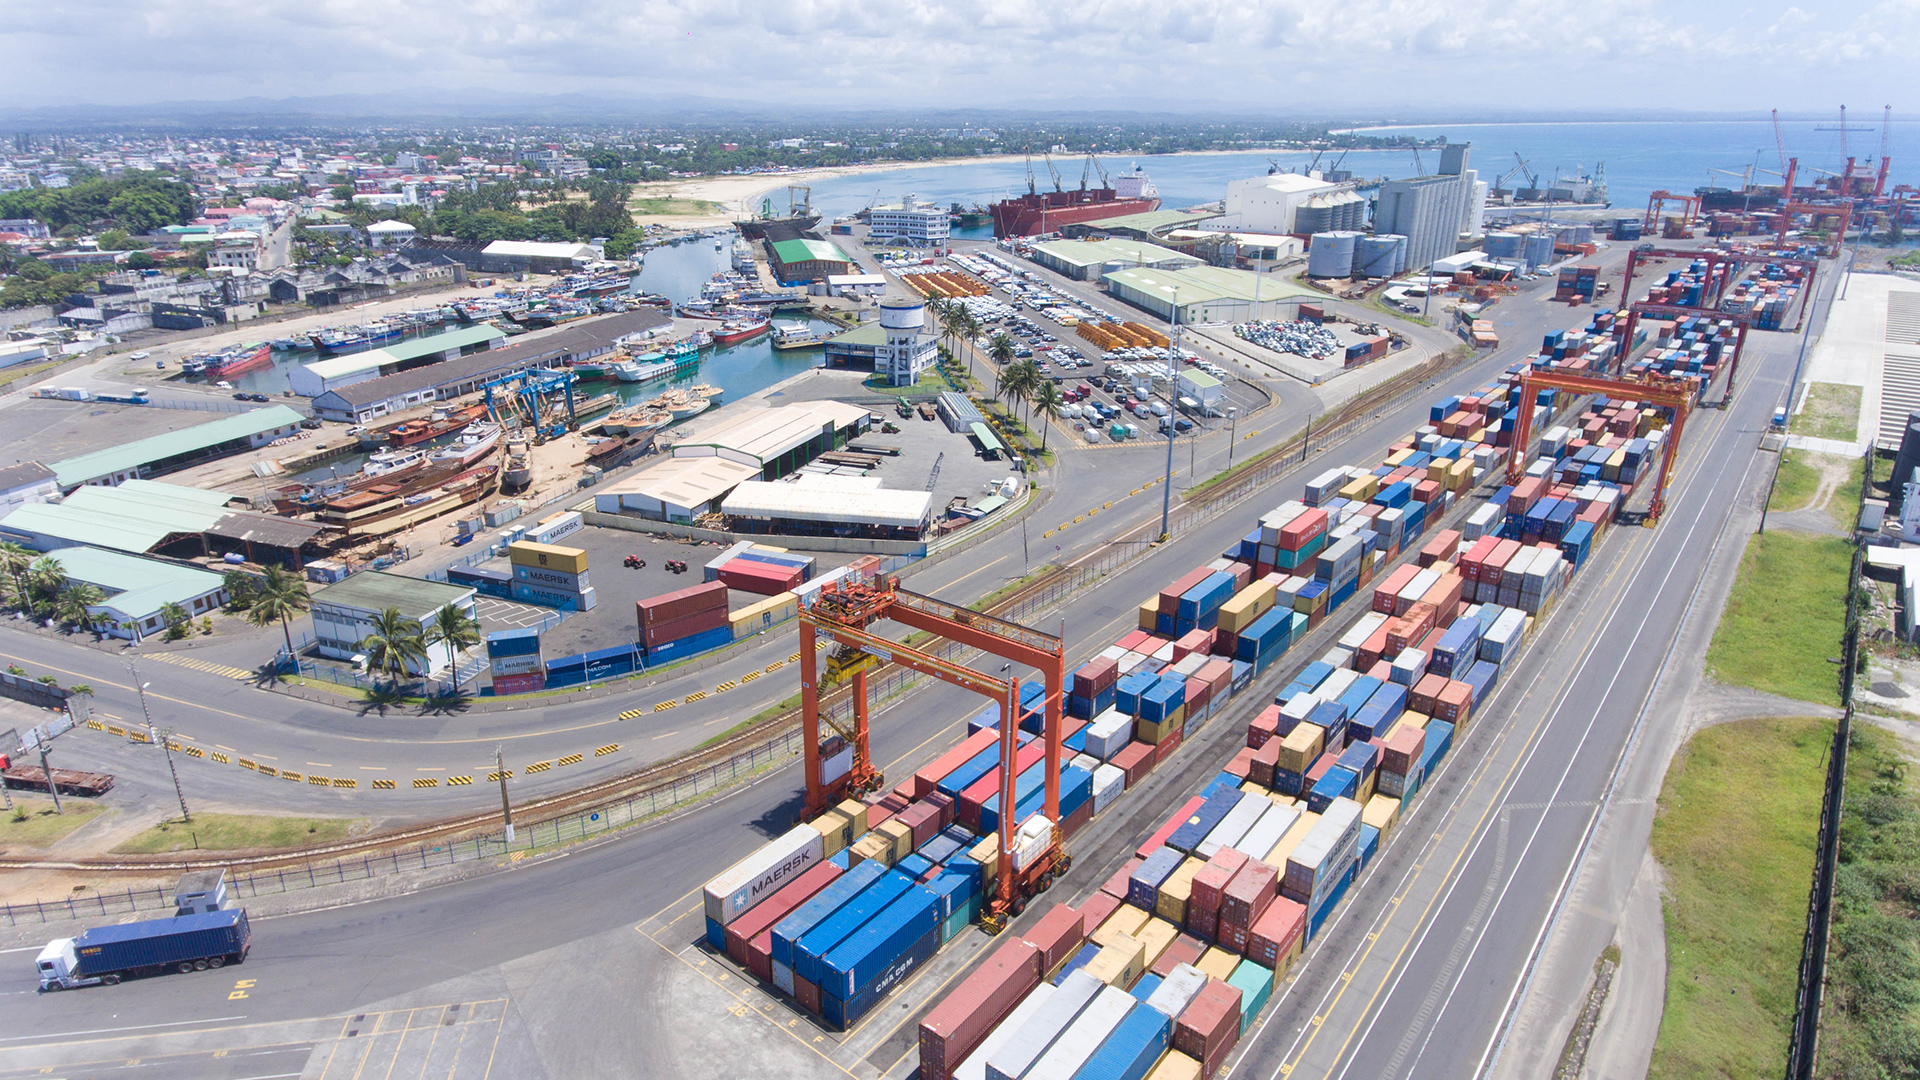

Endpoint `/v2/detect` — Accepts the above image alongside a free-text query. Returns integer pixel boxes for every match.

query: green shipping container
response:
[1230,960,1275,1032]
[943,894,980,942]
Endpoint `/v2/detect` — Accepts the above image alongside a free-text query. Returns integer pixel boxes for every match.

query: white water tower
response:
[877,296,936,386]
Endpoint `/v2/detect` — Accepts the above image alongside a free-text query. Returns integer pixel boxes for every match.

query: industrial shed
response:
[289,324,506,398]
[721,475,933,541]
[1029,238,1200,281]
[49,406,306,489]
[591,457,761,523]
[667,401,868,480]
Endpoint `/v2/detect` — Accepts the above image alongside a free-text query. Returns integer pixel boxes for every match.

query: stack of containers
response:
[507,540,596,611]
[1070,658,1120,720]
[637,580,731,663]
[718,547,816,595]
[729,592,799,639]
[485,627,544,695]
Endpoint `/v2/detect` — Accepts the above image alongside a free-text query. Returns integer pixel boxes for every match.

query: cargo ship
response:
[989,164,1161,239]
[182,341,271,377]
[713,318,771,346]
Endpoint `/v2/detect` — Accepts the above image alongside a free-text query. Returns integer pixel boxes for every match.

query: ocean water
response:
[789,119,1916,228]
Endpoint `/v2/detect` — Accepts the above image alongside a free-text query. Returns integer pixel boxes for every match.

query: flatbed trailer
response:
[2,765,115,797]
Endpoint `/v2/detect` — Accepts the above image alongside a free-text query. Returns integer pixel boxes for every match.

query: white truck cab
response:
[36,939,87,991]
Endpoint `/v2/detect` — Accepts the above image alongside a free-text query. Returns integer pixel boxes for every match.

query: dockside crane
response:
[1875,105,1894,197]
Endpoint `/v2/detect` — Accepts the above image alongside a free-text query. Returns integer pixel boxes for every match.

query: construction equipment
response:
[1613,300,1758,404]
[798,577,1067,922]
[1642,190,1702,232]
[1505,369,1695,525]
[481,367,579,441]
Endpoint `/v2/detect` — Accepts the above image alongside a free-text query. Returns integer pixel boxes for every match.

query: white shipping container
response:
[1317,668,1359,705]
[1318,644,1355,670]
[1092,764,1126,814]
[1197,793,1269,859]
[1279,693,1322,726]
[489,654,543,677]
[773,960,795,995]
[1116,652,1148,676]
[529,510,583,545]
[986,970,1105,1080]
[1098,644,1128,662]
[1233,802,1299,862]
[1085,710,1133,760]
[1151,642,1176,663]
[1340,612,1389,651]
[1145,962,1208,1020]
[1284,797,1363,901]
[1070,753,1101,774]
[702,825,825,926]
[1024,986,1136,1080]
[1400,568,1441,607]
[1171,653,1208,678]
[956,985,1059,1080]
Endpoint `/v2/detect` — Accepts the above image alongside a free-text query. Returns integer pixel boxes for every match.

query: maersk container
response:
[793,869,913,986]
[823,917,942,1030]
[1070,999,1175,1080]
[820,883,941,1001]
[1358,823,1381,870]
[1026,985,1136,1080]
[986,970,1106,1080]
[1127,847,1186,910]
[703,825,826,927]
[1167,790,1243,854]
[1196,794,1268,859]
[1284,798,1363,906]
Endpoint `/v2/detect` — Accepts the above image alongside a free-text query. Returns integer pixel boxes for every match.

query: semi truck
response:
[36,909,250,991]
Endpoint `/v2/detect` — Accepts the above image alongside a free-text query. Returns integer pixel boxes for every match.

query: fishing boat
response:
[713,319,771,346]
[362,446,432,477]
[627,408,673,433]
[502,439,533,493]
[687,384,725,405]
[569,360,615,381]
[315,320,404,356]
[428,422,502,467]
[320,465,498,539]
[771,324,829,350]
[182,341,272,377]
[268,337,307,351]
[670,398,710,421]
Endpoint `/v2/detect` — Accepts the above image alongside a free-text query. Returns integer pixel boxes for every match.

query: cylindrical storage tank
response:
[1354,236,1400,278]
[1524,233,1555,268]
[1339,196,1368,232]
[1484,232,1523,259]
[879,296,926,331]
[1389,234,1409,274]
[1307,231,1358,278]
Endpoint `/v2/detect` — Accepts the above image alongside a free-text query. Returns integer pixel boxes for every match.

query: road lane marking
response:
[652,731,680,740]
[939,554,1007,594]
[0,1016,250,1042]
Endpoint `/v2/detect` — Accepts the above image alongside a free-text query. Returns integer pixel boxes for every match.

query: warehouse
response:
[308,571,476,675]
[310,309,669,422]
[591,457,761,522]
[288,323,507,398]
[768,238,853,286]
[44,546,229,641]
[667,401,869,480]
[720,475,933,541]
[47,406,306,489]
[0,479,324,567]
[0,462,58,519]
[478,240,599,274]
[1028,238,1200,281]
[1102,264,1316,325]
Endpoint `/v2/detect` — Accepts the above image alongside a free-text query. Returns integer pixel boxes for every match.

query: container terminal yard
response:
[0,135,1886,1080]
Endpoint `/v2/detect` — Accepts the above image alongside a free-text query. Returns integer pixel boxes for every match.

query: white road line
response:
[0,1015,248,1043]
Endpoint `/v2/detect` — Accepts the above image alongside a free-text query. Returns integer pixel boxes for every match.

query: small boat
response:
[599,410,633,436]
[628,408,673,432]
[687,384,725,404]
[428,422,502,466]
[670,398,710,421]
[771,324,829,350]
[713,319,771,345]
[503,440,533,493]
[363,446,432,477]
[183,341,272,377]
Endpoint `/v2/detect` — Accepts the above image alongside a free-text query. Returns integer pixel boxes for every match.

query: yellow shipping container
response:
[1363,795,1402,844]
[1399,712,1432,730]
[1138,600,1159,631]
[1448,458,1475,492]
[877,819,914,862]
[1093,904,1152,946]
[507,541,589,574]
[1240,781,1267,796]
[1147,1052,1202,1080]
[1264,811,1322,871]
[851,833,894,867]
[1276,723,1325,774]
[836,799,870,835]
[1217,580,1278,634]
[1338,475,1378,503]
[1156,857,1206,924]
[1136,918,1179,969]
[1197,946,1240,981]
[749,544,789,554]
[1085,934,1148,988]
[1136,716,1179,745]
[811,808,853,855]
[730,592,798,636]
[969,835,999,886]
[1425,458,1454,484]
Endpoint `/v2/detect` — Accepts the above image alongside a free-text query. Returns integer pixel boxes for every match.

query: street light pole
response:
[496,746,514,844]
[133,667,188,822]
[1225,407,1239,472]
[1160,288,1179,541]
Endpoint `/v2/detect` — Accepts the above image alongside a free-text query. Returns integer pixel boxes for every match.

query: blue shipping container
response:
[820,921,941,1031]
[1128,847,1185,909]
[1167,791,1243,853]
[792,869,912,987]
[1070,1000,1175,1080]
[820,884,941,1000]
[770,860,886,970]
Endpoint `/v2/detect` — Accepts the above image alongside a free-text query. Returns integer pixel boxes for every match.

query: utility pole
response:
[1160,288,1179,541]
[133,667,188,822]
[496,746,514,843]
[38,741,60,815]
[1225,407,1239,472]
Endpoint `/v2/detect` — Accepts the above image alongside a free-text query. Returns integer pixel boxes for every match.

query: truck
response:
[36,909,250,991]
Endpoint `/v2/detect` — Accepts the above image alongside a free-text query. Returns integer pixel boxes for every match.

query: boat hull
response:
[989,192,1162,238]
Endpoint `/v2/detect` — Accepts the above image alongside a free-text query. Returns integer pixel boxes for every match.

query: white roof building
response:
[722,475,933,539]
[1206,173,1337,235]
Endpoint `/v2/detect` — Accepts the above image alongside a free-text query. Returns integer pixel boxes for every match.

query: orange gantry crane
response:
[1643,190,1701,232]
[799,576,1069,924]
[1506,368,1696,524]
[1612,301,1756,403]
[1619,247,1819,332]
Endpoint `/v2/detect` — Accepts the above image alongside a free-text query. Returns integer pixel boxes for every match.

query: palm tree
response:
[358,607,428,692]
[428,603,483,691]
[1007,358,1042,423]
[954,309,981,378]
[988,332,1015,369]
[1030,381,1064,452]
[53,582,106,633]
[25,555,65,614]
[0,541,33,609]
[159,601,192,640]
[248,565,310,661]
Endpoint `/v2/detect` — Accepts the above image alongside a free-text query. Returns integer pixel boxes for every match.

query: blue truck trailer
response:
[36,909,250,990]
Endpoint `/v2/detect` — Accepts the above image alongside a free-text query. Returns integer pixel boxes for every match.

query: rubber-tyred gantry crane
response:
[1506,369,1696,524]
[798,576,1069,921]
[1643,190,1701,232]
[1612,300,1756,403]
[1619,247,1818,332]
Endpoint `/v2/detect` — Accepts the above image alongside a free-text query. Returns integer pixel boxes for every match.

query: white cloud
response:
[0,0,1911,112]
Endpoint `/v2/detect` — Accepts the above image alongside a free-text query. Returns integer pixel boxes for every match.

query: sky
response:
[3,0,1916,115]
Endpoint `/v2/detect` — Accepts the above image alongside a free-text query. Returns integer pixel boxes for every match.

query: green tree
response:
[1030,380,1064,452]
[160,601,192,640]
[52,582,105,632]
[247,565,310,660]
[125,250,155,270]
[988,332,1015,369]
[358,607,428,691]
[105,189,182,234]
[428,603,483,691]
[222,570,258,611]
[95,228,132,251]
[0,541,34,608]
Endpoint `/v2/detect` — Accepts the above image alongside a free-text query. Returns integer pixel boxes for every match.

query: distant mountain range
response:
[0,90,1833,131]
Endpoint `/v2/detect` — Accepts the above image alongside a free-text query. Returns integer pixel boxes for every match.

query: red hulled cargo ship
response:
[989,164,1161,239]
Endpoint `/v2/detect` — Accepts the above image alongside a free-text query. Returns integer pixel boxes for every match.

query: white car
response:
[128,351,150,360]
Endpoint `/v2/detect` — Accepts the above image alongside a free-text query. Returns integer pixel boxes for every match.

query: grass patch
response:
[629,197,725,216]
[1647,715,1830,1080]
[113,812,363,853]
[864,368,961,396]
[1791,382,1864,442]
[1705,532,1850,706]
[1817,721,1920,1077]
[1829,453,1866,532]
[696,716,766,749]
[1768,450,1821,511]
[0,359,67,390]
[1,799,102,846]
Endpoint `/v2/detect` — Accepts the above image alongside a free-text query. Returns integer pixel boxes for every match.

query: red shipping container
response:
[1410,672,1449,715]
[725,858,845,967]
[748,927,777,982]
[1188,903,1221,942]
[795,972,822,1015]
[636,580,728,625]
[1062,798,1094,837]
[1112,742,1155,787]
[892,778,920,804]
[1159,568,1215,614]
[1117,629,1153,653]
[925,790,956,831]
[1247,897,1308,973]
[957,741,1046,831]
[918,938,1043,1080]
[1250,740,1281,788]
[898,801,940,850]
[1436,681,1473,723]
[1173,629,1209,661]
[1381,724,1426,776]
[1078,888,1121,933]
[1482,539,1522,588]
[1186,677,1212,716]
[1153,724,1184,765]
[1190,850,1248,917]
[1152,933,1209,977]
[1277,509,1327,551]
[1412,479,1442,504]
[719,560,802,595]
[643,606,729,649]
[1213,631,1239,658]
[1372,564,1419,613]
[1386,603,1437,655]
[1197,658,1233,697]
[1419,529,1461,568]
[1021,903,1086,979]
[1421,573,1464,616]
[1140,796,1208,859]
[1358,624,1392,670]
[1460,535,1500,582]
[1175,979,1244,1078]
[1219,862,1279,952]
[1101,857,1145,900]
[1506,477,1544,516]
[1305,752,1338,788]
[1072,657,1119,697]
[1224,746,1256,779]
[1247,705,1281,749]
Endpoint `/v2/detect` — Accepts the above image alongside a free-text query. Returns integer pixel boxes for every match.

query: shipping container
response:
[703,825,826,928]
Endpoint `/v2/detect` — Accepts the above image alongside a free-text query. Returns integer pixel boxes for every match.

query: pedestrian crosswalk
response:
[148,654,256,680]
